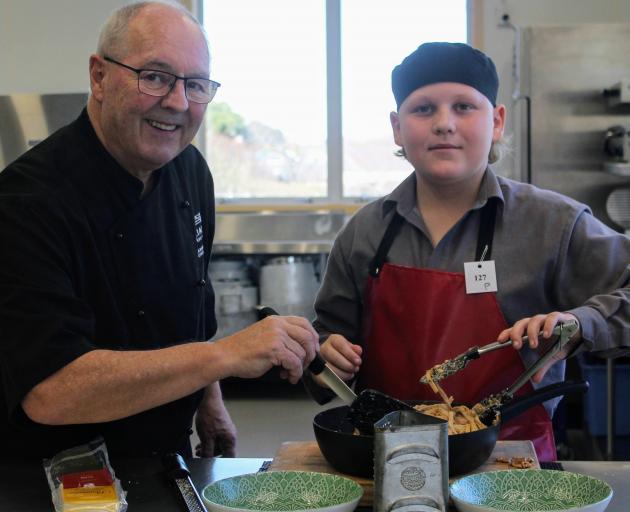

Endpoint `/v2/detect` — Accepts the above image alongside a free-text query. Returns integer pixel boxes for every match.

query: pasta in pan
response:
[418,368,489,434]
[413,403,487,434]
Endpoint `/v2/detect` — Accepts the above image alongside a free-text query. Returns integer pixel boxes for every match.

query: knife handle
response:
[163,452,190,479]
[308,353,327,375]
[256,305,279,319]
[257,305,326,375]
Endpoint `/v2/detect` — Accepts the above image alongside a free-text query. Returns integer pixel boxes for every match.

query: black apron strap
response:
[475,198,498,261]
[369,212,405,277]
[369,198,499,277]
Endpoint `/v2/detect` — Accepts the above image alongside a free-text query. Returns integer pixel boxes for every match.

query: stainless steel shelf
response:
[213,212,347,255]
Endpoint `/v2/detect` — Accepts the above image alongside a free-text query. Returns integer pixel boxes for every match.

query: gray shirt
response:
[311,169,630,407]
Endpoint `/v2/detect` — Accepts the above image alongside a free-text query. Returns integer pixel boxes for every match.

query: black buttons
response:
[137,310,145,317]
[197,279,206,287]
[115,232,124,239]
[180,200,191,208]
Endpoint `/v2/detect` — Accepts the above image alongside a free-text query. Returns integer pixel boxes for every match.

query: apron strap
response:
[369,197,499,278]
[369,212,405,277]
[476,198,498,261]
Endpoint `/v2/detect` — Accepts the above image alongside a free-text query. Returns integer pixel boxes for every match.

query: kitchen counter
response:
[0,457,627,512]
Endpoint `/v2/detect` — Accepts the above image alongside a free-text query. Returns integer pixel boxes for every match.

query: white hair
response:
[96,1,210,59]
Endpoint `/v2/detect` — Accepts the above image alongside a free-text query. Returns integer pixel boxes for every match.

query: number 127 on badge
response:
[464,260,498,294]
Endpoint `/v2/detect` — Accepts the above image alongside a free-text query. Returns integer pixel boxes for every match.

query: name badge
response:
[464,260,498,294]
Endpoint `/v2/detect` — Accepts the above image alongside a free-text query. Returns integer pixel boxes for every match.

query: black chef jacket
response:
[0,109,217,459]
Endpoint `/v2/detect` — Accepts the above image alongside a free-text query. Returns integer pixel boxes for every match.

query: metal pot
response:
[313,380,588,478]
[259,257,319,319]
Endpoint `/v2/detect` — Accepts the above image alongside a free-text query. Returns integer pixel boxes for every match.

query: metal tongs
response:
[420,319,580,422]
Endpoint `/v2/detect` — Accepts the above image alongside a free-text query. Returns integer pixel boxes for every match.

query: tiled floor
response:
[192,378,344,458]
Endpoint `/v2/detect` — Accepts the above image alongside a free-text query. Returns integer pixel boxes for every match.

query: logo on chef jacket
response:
[194,212,204,258]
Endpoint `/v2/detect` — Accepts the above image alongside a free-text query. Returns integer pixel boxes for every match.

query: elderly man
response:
[0,1,318,459]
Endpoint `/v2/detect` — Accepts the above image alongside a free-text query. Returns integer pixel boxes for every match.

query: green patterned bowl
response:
[450,469,613,512]
[202,471,363,512]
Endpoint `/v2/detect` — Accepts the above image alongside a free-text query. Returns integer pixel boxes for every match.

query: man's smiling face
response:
[90,4,210,176]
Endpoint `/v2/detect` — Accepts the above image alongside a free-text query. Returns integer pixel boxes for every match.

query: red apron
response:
[356,206,556,461]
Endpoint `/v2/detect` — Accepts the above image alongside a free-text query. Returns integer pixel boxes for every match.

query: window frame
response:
[196,0,473,206]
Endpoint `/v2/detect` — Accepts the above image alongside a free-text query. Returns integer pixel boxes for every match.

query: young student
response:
[309,42,630,461]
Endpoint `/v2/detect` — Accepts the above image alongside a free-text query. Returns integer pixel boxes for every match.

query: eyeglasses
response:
[103,56,220,104]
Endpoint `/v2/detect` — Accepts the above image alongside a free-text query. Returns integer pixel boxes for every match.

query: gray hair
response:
[96,1,209,59]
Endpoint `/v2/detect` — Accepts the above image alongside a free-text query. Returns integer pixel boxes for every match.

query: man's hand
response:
[315,334,362,385]
[194,383,237,458]
[496,311,582,383]
[214,315,319,384]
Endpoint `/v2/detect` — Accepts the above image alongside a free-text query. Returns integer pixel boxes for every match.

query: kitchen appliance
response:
[259,256,319,321]
[0,93,87,170]
[517,24,630,229]
[606,187,630,235]
[603,125,630,176]
[163,453,208,512]
[516,26,630,459]
[373,410,448,512]
[209,260,258,340]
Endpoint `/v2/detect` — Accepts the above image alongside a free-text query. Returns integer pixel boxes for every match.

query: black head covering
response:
[392,42,499,109]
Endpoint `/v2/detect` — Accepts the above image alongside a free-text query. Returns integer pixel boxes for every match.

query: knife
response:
[163,453,208,512]
[256,306,357,406]
[308,352,358,406]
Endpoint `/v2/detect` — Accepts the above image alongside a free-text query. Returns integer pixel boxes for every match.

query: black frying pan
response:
[313,380,588,477]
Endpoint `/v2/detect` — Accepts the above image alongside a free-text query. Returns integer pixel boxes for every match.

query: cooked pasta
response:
[423,368,454,406]
[418,368,488,434]
[413,403,487,434]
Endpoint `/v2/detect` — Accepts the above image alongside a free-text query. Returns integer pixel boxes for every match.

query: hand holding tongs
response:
[420,319,580,423]
[474,318,580,419]
[420,318,580,386]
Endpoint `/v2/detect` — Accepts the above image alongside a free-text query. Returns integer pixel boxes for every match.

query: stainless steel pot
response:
[259,256,319,319]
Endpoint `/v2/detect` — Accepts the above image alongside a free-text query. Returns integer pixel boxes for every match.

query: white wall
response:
[478,0,630,178]
[0,0,128,94]
[0,0,194,95]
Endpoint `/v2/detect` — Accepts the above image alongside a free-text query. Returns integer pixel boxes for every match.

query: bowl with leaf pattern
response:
[202,471,363,512]
[450,469,612,512]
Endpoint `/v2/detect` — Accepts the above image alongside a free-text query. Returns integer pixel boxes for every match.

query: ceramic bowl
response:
[202,470,363,512]
[450,469,613,512]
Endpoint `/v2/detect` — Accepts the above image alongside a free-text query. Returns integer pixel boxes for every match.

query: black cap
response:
[392,42,499,109]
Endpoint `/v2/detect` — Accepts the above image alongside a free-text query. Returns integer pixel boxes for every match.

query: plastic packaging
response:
[43,437,128,512]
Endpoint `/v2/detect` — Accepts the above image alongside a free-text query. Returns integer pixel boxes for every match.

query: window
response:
[202,0,467,202]
[341,1,467,198]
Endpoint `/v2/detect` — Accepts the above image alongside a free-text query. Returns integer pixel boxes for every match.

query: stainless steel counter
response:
[562,461,630,512]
